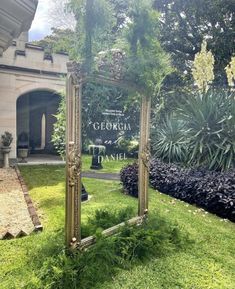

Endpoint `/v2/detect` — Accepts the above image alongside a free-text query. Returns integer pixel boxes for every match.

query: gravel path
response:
[0,168,34,239]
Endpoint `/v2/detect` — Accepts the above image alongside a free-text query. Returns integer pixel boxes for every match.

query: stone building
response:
[0,1,69,165]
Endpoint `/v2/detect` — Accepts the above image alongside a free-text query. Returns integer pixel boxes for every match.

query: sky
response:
[29,0,52,41]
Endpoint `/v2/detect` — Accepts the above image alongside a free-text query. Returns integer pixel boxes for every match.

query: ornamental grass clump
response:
[26,211,188,289]
[152,89,235,171]
[178,90,235,171]
[152,115,189,164]
[81,206,135,238]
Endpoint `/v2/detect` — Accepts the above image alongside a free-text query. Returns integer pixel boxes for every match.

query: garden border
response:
[15,165,43,232]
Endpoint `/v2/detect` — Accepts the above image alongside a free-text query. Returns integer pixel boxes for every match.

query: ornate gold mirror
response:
[65,60,151,249]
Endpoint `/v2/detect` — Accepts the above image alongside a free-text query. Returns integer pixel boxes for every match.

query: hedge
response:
[120,160,235,222]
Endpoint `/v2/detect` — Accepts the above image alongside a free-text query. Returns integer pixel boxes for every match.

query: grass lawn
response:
[82,154,136,173]
[0,165,234,289]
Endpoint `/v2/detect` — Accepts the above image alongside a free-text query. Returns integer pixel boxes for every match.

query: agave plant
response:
[214,95,235,170]
[151,115,189,164]
[178,89,235,171]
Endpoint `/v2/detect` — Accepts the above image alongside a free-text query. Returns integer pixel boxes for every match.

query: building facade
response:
[0,2,69,164]
[0,0,38,56]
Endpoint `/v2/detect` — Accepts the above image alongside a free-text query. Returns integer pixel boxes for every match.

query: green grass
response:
[0,165,234,289]
[82,154,135,173]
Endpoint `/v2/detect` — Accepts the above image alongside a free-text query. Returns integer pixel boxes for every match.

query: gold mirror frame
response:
[65,62,151,249]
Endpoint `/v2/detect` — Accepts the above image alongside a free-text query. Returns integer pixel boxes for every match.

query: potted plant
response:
[1,131,13,168]
[17,132,29,163]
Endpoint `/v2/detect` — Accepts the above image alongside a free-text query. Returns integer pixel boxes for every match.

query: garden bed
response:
[120,160,235,222]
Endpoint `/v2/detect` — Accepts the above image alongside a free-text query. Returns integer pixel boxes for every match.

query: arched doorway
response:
[16,90,60,155]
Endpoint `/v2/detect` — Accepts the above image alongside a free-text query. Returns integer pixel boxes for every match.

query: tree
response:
[35,0,116,63]
[154,0,235,85]
[69,0,115,71]
[121,0,173,96]
[109,0,131,33]
[32,28,77,58]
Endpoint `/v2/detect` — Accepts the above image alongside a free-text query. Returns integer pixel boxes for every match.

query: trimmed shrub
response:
[120,160,235,222]
[120,162,138,197]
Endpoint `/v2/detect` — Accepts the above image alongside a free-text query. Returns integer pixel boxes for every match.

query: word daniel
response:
[98,153,127,163]
[92,122,131,131]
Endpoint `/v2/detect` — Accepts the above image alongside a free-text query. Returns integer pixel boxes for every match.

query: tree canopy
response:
[36,0,235,86]
[154,0,235,85]
[32,28,77,59]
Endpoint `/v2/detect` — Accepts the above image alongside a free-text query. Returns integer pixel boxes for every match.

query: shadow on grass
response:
[19,165,121,190]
